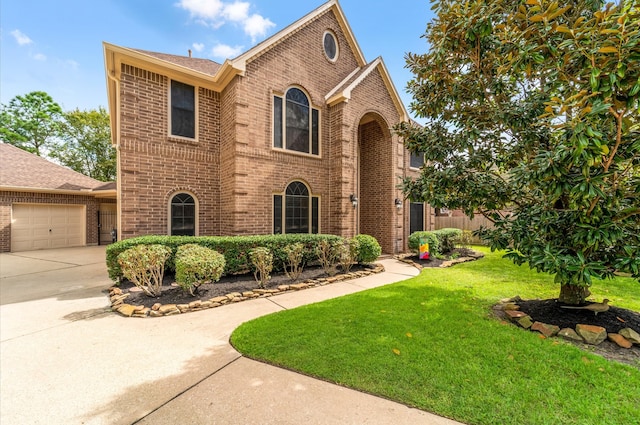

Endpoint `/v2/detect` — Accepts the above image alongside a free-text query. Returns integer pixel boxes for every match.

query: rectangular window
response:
[410,203,424,235]
[311,196,319,234]
[273,96,283,148]
[171,80,195,139]
[273,195,283,234]
[410,151,424,169]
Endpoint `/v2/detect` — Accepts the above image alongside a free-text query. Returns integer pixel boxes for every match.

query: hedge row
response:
[408,228,463,256]
[106,234,345,281]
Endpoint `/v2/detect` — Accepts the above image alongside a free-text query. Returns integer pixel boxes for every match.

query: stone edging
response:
[109,263,385,318]
[496,296,640,349]
[395,250,485,270]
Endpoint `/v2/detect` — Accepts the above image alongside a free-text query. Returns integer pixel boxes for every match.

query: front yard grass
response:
[231,247,640,425]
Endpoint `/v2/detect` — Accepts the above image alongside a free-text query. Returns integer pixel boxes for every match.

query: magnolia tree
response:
[396,0,639,304]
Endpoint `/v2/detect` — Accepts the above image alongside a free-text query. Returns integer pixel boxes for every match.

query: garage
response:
[11,204,86,252]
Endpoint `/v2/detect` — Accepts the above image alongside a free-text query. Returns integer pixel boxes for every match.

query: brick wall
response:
[118,65,221,238]
[0,191,110,252]
[113,8,415,253]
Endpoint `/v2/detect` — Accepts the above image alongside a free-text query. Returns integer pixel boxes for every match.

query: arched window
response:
[273,181,319,234]
[273,88,319,155]
[170,193,196,236]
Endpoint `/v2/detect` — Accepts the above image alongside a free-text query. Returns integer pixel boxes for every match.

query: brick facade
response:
[106,1,432,253]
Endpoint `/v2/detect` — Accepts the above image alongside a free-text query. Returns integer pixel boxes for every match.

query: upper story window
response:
[170,80,195,139]
[323,31,338,62]
[273,88,319,156]
[410,151,424,169]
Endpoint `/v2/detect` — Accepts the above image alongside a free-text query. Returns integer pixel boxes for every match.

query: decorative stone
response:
[503,303,521,311]
[111,288,123,295]
[558,328,583,342]
[151,303,161,311]
[177,304,190,312]
[242,291,254,297]
[158,304,179,314]
[291,283,308,290]
[149,310,163,317]
[531,321,560,337]
[576,324,607,345]
[200,301,213,308]
[226,292,242,300]
[505,310,528,319]
[516,316,533,329]
[210,296,228,304]
[117,304,136,317]
[608,333,632,349]
[619,328,640,344]
[278,285,290,291]
[188,300,202,309]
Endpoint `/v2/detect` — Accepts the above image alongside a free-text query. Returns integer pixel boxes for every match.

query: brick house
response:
[103,0,433,254]
[0,143,117,252]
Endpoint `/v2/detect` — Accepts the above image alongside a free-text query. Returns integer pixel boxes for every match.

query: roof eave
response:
[1,185,117,198]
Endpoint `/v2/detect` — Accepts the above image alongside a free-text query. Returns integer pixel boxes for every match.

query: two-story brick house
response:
[103,0,433,254]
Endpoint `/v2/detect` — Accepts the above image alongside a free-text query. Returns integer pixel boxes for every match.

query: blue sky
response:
[1,0,434,119]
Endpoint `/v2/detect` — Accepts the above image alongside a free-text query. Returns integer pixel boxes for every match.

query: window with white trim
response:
[170,80,195,139]
[273,88,319,155]
[170,193,196,236]
[273,181,319,234]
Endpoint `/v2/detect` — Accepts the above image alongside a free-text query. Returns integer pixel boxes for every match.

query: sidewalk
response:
[1,247,465,425]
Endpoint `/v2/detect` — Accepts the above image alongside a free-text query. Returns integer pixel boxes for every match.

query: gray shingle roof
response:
[0,143,110,191]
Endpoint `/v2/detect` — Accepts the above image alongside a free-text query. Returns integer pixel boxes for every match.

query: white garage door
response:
[11,204,85,252]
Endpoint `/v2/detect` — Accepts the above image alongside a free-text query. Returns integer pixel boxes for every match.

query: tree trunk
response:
[558,283,590,305]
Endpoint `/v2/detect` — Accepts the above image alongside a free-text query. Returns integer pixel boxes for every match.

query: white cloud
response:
[222,1,249,21]
[211,43,243,59]
[176,0,273,41]
[243,14,275,42]
[65,59,79,70]
[33,53,47,61]
[11,29,33,46]
[192,42,205,52]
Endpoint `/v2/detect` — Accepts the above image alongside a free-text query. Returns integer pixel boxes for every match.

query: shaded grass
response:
[231,248,640,425]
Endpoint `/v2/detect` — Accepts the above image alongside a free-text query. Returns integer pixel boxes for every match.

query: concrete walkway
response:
[0,246,465,425]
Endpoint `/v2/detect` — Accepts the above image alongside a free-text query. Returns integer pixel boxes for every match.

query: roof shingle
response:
[0,143,110,191]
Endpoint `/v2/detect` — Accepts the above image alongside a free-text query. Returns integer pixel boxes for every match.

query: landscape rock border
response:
[395,249,485,269]
[109,263,385,318]
[495,296,640,349]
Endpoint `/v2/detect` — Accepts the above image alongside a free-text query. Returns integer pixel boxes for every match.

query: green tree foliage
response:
[52,107,115,181]
[0,91,63,156]
[396,0,639,304]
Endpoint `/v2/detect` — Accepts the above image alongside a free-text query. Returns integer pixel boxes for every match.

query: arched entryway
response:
[357,112,394,253]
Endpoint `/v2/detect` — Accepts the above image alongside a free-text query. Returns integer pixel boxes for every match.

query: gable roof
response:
[0,143,115,196]
[326,57,410,122]
[132,49,222,76]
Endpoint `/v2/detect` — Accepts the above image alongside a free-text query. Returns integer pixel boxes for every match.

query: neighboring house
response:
[103,0,434,254]
[0,143,116,252]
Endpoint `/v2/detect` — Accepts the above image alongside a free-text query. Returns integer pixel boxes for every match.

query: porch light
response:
[395,198,403,209]
[350,194,358,209]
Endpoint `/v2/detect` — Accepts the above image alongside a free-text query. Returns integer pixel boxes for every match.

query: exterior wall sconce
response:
[394,198,403,209]
[350,194,358,209]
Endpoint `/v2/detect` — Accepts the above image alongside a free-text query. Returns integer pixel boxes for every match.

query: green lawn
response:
[231,247,640,425]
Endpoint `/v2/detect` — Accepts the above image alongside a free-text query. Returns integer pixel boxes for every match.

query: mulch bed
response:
[513,298,640,368]
[119,263,375,309]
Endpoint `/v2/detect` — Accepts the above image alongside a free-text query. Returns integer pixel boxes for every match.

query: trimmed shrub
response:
[454,230,474,249]
[249,247,273,288]
[354,234,381,264]
[434,228,463,253]
[338,238,360,273]
[316,239,343,276]
[408,231,440,256]
[106,233,343,281]
[117,244,171,297]
[175,244,226,296]
[283,243,305,281]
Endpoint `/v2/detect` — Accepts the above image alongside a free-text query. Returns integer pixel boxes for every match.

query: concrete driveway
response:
[0,246,464,425]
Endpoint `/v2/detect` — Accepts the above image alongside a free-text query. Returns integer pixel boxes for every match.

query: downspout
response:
[107,63,122,243]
